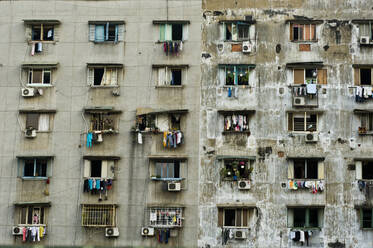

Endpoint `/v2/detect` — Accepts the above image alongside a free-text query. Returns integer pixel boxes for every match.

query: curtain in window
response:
[38,114,49,131]
[95,25,105,42]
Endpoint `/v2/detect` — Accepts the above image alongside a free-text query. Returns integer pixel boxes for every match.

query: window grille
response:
[147,207,183,228]
[81,204,116,227]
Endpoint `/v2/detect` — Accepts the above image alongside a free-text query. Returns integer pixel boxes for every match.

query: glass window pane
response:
[238,25,249,39]
[308,208,319,227]
[293,208,306,227]
[225,66,235,85]
[32,25,41,40]
[43,71,51,84]
[294,160,305,179]
[35,159,47,177]
[20,207,27,224]
[24,160,35,177]
[307,160,318,179]
[224,209,236,226]
[32,69,43,84]
[237,66,249,85]
[43,26,54,41]
[363,209,372,228]
[306,114,317,131]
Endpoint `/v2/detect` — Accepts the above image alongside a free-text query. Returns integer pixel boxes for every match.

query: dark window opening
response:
[336,30,341,44]
[24,160,35,177]
[305,69,317,84]
[294,159,318,179]
[107,24,116,41]
[308,208,319,227]
[91,160,102,177]
[93,68,105,86]
[223,160,250,179]
[43,71,51,84]
[360,69,371,85]
[224,209,236,226]
[90,113,115,131]
[172,24,182,41]
[238,25,249,40]
[170,114,181,130]
[294,116,305,131]
[155,161,181,178]
[173,161,180,178]
[294,160,305,179]
[27,207,33,224]
[307,114,317,132]
[225,24,232,41]
[363,161,373,180]
[363,209,372,228]
[293,27,299,40]
[237,66,249,85]
[43,26,54,41]
[136,114,156,131]
[225,66,235,85]
[32,26,41,40]
[171,69,182,85]
[26,113,39,130]
[307,160,318,179]
[293,208,306,227]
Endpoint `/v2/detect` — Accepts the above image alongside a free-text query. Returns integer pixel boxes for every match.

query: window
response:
[31,24,54,41]
[136,111,186,132]
[25,113,50,131]
[361,209,373,228]
[87,66,119,86]
[88,22,124,43]
[83,159,115,179]
[218,208,254,227]
[360,113,373,133]
[89,113,117,132]
[221,159,253,180]
[148,207,183,227]
[288,112,318,132]
[159,24,187,41]
[81,204,116,227]
[293,68,327,84]
[354,68,373,86]
[221,65,251,86]
[223,22,251,41]
[155,66,184,86]
[155,160,182,179]
[22,158,49,178]
[359,23,373,41]
[290,24,316,41]
[28,69,51,85]
[136,114,156,131]
[19,206,46,225]
[356,161,373,180]
[289,159,324,180]
[287,207,323,228]
[224,114,250,132]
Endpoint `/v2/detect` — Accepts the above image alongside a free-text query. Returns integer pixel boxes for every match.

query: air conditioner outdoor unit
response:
[234,230,247,239]
[12,226,23,235]
[25,128,36,138]
[242,41,252,53]
[360,36,370,44]
[238,180,251,190]
[305,132,318,142]
[21,88,35,97]
[168,182,181,191]
[141,227,155,236]
[293,97,305,106]
[105,227,119,237]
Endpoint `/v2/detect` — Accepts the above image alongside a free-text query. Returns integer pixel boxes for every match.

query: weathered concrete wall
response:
[200,1,373,248]
[0,0,201,246]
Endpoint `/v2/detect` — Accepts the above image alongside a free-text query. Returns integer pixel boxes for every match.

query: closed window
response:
[89,22,124,43]
[83,159,115,179]
[155,161,182,179]
[87,67,119,86]
[28,69,51,85]
[22,158,48,178]
[218,208,254,227]
[287,207,323,228]
[25,113,51,131]
[31,24,54,41]
[288,112,318,132]
[19,206,46,225]
[148,207,183,227]
[293,68,327,84]
[221,65,251,86]
[361,209,373,228]
[290,24,316,41]
[223,22,251,41]
[159,24,187,41]
[81,204,116,227]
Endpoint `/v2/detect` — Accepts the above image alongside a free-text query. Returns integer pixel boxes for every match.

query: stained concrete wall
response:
[0,0,201,246]
[200,1,373,248]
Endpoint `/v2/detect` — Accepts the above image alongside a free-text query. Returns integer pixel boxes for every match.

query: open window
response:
[220,158,254,180]
[353,20,373,45]
[360,208,373,228]
[217,207,256,227]
[292,68,327,85]
[135,109,188,132]
[219,110,254,133]
[155,21,189,42]
[354,110,373,134]
[153,65,187,86]
[287,207,323,228]
[355,160,373,180]
[83,157,117,179]
[220,20,255,41]
[354,66,373,86]
[148,207,183,228]
[15,202,50,227]
[81,204,116,227]
[22,63,58,87]
[289,23,317,42]
[24,20,60,42]
[288,112,318,132]
[288,158,324,180]
[18,156,52,179]
[84,107,121,133]
[20,110,55,132]
[87,64,122,87]
[219,65,255,86]
[88,21,125,43]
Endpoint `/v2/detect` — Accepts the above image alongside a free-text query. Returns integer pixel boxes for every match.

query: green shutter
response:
[159,24,165,41]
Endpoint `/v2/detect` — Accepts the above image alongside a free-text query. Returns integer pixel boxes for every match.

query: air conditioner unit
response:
[25,128,36,138]
[360,36,370,45]
[105,227,119,237]
[21,88,35,97]
[168,182,181,191]
[12,226,23,235]
[141,227,155,236]
[234,230,247,239]
[242,41,252,53]
[293,97,305,106]
[305,132,318,142]
[238,180,251,190]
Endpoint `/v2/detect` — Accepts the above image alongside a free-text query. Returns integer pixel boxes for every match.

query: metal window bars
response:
[147,207,183,228]
[81,204,116,227]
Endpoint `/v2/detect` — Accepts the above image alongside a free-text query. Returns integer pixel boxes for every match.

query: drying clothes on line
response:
[86,132,93,148]
[163,41,183,56]
[157,229,170,244]
[306,84,317,94]
[288,180,324,193]
[84,178,113,197]
[162,131,183,148]
[290,230,312,245]
[355,86,373,102]
[31,43,35,56]
[138,132,143,144]
[22,226,45,243]
[224,114,249,132]
[227,87,232,97]
[233,87,238,98]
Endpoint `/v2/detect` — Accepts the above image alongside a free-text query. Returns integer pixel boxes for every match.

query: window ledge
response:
[222,226,250,229]
[18,224,47,227]
[92,41,120,44]
[91,130,119,134]
[223,40,252,43]
[361,228,373,230]
[90,85,119,88]
[222,178,250,181]
[35,131,51,133]
[21,177,48,180]
[358,131,373,135]
[222,130,251,135]
[290,131,318,135]
[290,227,321,231]
[156,40,186,44]
[155,85,184,88]
[28,41,56,44]
[223,85,250,88]
[26,84,53,88]
[150,177,184,181]
[290,40,318,43]
[359,43,373,47]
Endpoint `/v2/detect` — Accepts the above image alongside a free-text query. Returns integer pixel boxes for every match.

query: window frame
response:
[28,68,52,86]
[287,207,323,228]
[93,23,120,43]
[148,207,183,228]
[18,205,47,226]
[25,113,51,132]
[155,66,185,87]
[360,208,373,229]
[88,112,119,132]
[223,22,251,42]
[87,66,119,87]
[218,207,252,228]
[290,23,317,42]
[31,24,54,42]
[83,159,115,179]
[159,24,185,42]
[81,204,116,227]
[223,65,251,86]
[20,158,50,179]
[292,159,318,180]
[221,159,253,180]
[289,112,318,132]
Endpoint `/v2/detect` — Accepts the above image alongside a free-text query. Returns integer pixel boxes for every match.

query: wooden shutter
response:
[89,24,96,41]
[288,162,294,179]
[317,69,327,84]
[318,161,325,179]
[218,208,224,227]
[290,24,294,41]
[53,26,60,42]
[117,24,124,41]
[182,24,188,41]
[26,113,39,129]
[236,209,242,227]
[288,113,293,131]
[107,160,115,179]
[305,24,311,41]
[87,68,94,86]
[83,160,91,178]
[355,68,360,86]
[356,161,362,180]
[242,209,248,227]
[101,160,108,178]
[294,69,304,84]
[311,24,316,40]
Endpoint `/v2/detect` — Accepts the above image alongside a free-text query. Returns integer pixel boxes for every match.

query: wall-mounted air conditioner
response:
[141,227,155,236]
[238,180,251,190]
[105,227,119,237]
[234,230,247,239]
[293,97,305,106]
[168,182,181,191]
[25,128,36,138]
[242,41,252,53]
[22,88,35,97]
[360,36,370,45]
[305,132,318,143]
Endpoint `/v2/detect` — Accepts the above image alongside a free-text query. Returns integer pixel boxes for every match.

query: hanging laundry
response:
[31,43,35,56]
[86,132,93,148]
[163,130,184,148]
[233,87,238,98]
[224,114,249,132]
[138,132,143,144]
[36,42,42,52]
[228,87,232,97]
[306,84,317,94]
